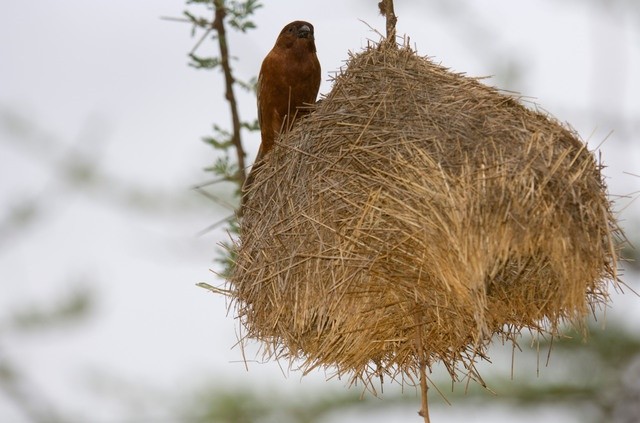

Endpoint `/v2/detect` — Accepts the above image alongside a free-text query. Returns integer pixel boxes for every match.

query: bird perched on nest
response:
[241,20,321,212]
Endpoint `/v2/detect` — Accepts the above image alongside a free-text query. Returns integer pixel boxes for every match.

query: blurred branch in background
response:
[171,321,640,423]
[165,321,640,423]
[0,357,65,423]
[455,323,640,423]
[2,287,93,334]
[0,108,215,253]
[0,286,93,423]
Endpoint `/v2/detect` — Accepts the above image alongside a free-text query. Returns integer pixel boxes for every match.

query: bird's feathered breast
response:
[257,27,321,130]
[242,20,322,212]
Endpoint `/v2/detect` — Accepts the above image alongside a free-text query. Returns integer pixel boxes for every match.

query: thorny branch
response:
[213,0,247,188]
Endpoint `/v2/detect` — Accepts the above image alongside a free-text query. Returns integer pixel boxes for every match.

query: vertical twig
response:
[418,361,431,423]
[212,0,247,187]
[415,316,431,423]
[378,0,397,44]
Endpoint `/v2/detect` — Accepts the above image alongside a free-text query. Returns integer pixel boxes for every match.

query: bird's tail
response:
[239,143,267,217]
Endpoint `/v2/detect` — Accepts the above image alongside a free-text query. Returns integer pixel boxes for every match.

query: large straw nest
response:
[230,43,620,387]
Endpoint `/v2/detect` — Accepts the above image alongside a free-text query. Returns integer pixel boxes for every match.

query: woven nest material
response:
[230,43,621,387]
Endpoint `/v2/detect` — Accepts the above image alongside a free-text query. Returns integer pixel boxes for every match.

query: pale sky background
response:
[1,1,639,422]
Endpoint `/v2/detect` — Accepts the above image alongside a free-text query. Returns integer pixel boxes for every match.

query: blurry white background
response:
[1,1,639,422]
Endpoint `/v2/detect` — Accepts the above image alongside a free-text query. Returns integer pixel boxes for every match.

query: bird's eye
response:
[288,27,294,33]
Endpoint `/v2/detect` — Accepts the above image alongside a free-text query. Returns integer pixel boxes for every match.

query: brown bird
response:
[241,21,321,211]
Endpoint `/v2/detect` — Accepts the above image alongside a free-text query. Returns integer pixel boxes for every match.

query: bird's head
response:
[275,21,316,53]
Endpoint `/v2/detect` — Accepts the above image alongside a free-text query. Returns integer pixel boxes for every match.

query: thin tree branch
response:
[212,0,247,189]
[378,0,397,44]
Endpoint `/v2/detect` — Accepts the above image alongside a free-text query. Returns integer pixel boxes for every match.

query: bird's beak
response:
[297,25,311,38]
